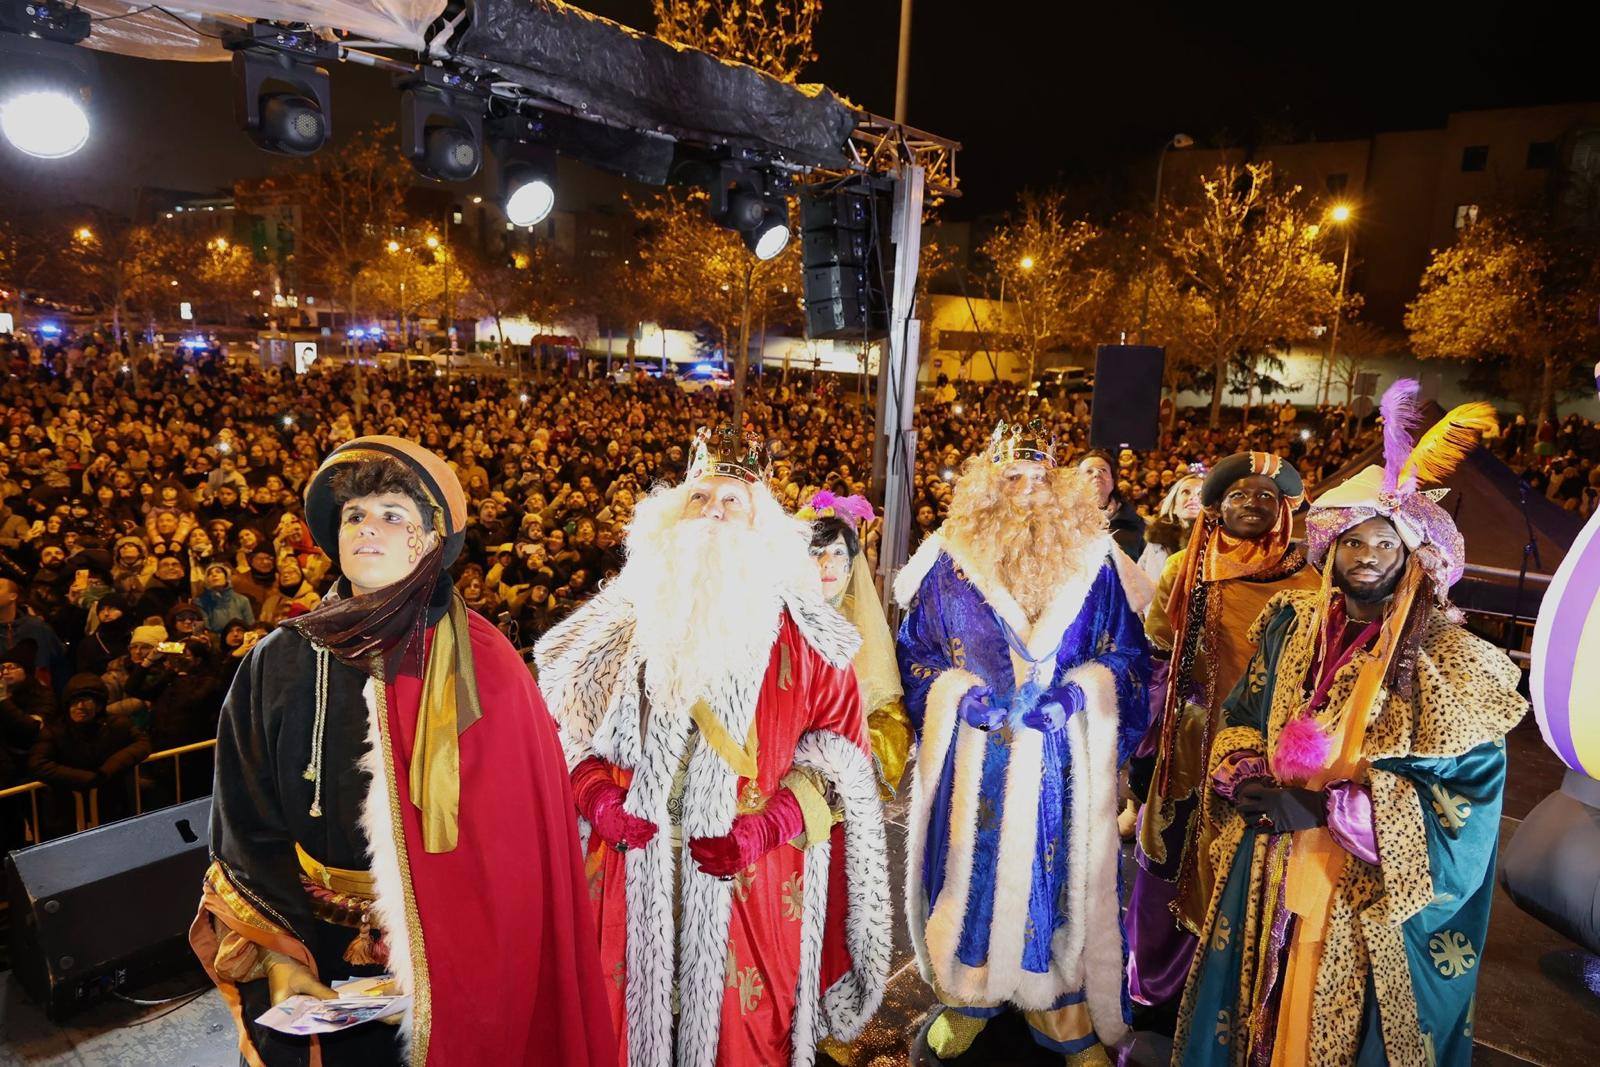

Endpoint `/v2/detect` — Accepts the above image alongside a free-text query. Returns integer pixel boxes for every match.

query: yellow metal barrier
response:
[0,739,217,845]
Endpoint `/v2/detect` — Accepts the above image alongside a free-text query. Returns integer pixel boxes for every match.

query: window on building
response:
[1526,141,1558,169]
[1461,145,1489,172]
[1325,173,1348,195]
[1454,203,1480,229]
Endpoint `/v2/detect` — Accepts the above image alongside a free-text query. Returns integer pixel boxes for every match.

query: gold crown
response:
[986,419,1056,467]
[686,426,771,484]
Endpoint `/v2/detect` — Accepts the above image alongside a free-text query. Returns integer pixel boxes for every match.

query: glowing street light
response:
[211,237,229,251]
[387,240,401,253]
[1329,203,1353,224]
[1019,255,1035,271]
[425,235,440,249]
[73,226,93,242]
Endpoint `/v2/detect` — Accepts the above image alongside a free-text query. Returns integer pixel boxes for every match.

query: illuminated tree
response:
[652,0,820,82]
[1405,213,1599,424]
[631,188,800,418]
[1158,162,1341,427]
[237,125,412,320]
[62,216,186,342]
[189,237,265,326]
[980,190,1115,386]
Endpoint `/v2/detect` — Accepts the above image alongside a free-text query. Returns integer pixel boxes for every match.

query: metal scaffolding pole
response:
[871,163,926,626]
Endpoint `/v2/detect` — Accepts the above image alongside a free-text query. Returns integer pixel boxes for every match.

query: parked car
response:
[676,364,734,393]
[1029,365,1095,398]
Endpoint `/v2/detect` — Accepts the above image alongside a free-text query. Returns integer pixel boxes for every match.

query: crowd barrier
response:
[0,739,217,847]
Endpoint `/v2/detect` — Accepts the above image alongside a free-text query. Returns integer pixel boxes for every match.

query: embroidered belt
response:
[296,843,376,899]
[295,843,388,966]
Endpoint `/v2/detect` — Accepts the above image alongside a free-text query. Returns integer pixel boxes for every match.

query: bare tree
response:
[652,0,820,82]
[980,190,1114,387]
[630,189,800,420]
[1159,162,1341,427]
[237,125,413,323]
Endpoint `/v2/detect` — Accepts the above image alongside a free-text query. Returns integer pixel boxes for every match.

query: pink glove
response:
[571,757,658,851]
[688,789,806,878]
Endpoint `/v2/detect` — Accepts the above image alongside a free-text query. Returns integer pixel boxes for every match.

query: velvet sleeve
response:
[207,639,316,943]
[895,561,952,737]
[1089,559,1152,766]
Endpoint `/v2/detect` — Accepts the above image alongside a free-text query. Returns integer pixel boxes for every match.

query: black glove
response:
[1233,781,1325,834]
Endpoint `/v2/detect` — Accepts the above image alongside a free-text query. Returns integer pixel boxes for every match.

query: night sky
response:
[3,2,1597,219]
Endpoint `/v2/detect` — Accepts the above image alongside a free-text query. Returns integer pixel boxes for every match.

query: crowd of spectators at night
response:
[0,328,1594,833]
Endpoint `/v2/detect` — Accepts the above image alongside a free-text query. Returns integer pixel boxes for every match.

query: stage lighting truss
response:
[222,21,338,158]
[488,112,558,227]
[0,0,94,161]
[707,162,794,261]
[399,65,489,183]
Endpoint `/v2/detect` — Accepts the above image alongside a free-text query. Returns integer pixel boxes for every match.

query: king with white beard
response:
[534,428,891,1067]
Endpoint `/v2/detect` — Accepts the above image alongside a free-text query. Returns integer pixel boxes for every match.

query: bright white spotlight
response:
[504,177,554,227]
[0,89,89,159]
[750,220,790,261]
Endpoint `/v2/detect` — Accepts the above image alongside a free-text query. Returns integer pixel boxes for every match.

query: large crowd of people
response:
[0,328,1590,831]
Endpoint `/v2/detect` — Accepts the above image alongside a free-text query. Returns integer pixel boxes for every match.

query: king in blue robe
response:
[893,426,1149,1064]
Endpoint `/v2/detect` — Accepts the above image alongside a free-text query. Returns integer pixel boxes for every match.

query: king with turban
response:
[1173,383,1527,1066]
[192,436,615,1066]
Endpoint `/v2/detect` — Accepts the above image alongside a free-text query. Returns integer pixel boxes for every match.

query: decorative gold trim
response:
[295,843,377,898]
[375,670,432,1065]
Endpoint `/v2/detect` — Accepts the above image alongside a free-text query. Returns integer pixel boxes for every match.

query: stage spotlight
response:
[399,67,486,183]
[223,22,336,158]
[505,171,555,226]
[707,164,793,262]
[489,114,558,226]
[744,202,791,260]
[0,2,94,160]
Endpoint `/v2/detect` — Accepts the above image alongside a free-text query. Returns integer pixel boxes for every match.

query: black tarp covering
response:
[452,0,857,170]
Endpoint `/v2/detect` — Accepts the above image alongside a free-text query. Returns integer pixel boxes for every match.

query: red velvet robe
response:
[540,598,890,1067]
[195,608,617,1067]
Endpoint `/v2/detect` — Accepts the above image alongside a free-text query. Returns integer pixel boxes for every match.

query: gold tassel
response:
[1398,402,1498,486]
[343,916,380,966]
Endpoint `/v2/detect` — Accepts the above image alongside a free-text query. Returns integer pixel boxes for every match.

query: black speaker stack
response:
[801,181,891,340]
[7,796,212,1020]
[1089,345,1167,452]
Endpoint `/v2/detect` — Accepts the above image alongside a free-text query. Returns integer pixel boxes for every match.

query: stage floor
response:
[0,721,1594,1066]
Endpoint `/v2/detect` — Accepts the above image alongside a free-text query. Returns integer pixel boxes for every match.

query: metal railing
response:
[0,739,216,846]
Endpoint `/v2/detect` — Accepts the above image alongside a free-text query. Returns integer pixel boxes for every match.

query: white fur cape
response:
[531,581,891,1067]
[894,529,1131,1048]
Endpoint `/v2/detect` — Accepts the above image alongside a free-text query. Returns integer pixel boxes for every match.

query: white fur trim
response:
[791,731,892,1043]
[357,678,416,1050]
[895,531,946,609]
[1112,543,1157,616]
[903,654,1130,1044]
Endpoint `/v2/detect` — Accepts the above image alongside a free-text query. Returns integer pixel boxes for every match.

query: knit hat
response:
[129,624,168,647]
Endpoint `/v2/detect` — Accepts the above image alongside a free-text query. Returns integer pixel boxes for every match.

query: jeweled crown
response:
[686,426,771,484]
[986,419,1057,467]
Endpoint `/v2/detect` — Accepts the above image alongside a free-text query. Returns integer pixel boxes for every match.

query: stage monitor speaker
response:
[7,796,212,1021]
[1089,345,1165,452]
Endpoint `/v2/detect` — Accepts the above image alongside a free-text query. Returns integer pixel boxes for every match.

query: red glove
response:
[687,789,806,878]
[571,757,658,851]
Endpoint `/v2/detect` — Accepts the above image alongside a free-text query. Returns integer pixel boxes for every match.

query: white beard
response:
[618,515,788,714]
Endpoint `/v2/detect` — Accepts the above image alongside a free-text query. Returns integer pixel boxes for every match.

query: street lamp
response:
[1019,255,1035,271]
[1137,132,1194,342]
[73,226,92,242]
[1319,202,1355,407]
[425,234,440,249]
[387,240,400,253]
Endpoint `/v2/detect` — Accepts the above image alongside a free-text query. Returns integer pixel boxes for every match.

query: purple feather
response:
[1379,378,1421,492]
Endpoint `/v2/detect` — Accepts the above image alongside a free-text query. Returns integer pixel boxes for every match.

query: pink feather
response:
[1271,716,1332,784]
[1379,378,1420,492]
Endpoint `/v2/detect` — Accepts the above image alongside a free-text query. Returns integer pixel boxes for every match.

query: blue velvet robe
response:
[897,534,1148,1050]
